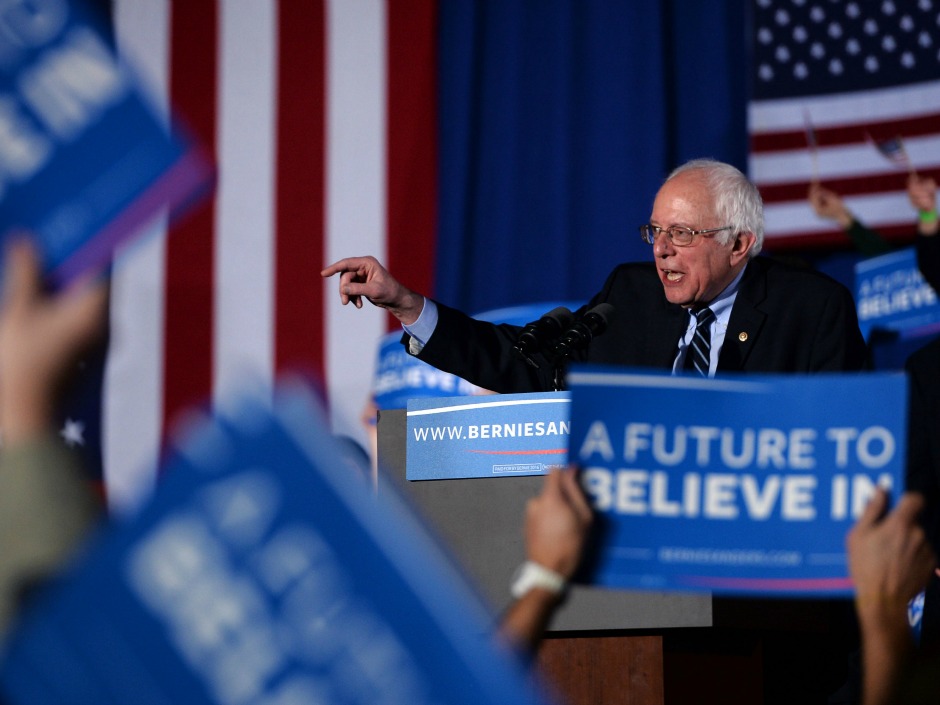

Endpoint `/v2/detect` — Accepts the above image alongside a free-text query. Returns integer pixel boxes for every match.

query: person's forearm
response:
[499,588,563,653]
[857,600,914,705]
[0,380,54,446]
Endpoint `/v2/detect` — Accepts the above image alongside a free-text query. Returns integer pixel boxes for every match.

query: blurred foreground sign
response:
[0,382,551,705]
[568,367,907,597]
[0,0,211,284]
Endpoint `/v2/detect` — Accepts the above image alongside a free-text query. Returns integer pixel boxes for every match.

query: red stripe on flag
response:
[164,0,219,428]
[758,167,940,203]
[751,111,940,153]
[275,1,326,383]
[386,0,438,330]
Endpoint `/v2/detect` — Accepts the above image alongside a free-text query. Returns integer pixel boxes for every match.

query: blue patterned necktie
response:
[683,307,715,376]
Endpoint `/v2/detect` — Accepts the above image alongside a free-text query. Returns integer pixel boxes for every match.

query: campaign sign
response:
[567,367,907,597]
[373,331,481,411]
[407,393,570,480]
[855,247,940,341]
[0,383,552,705]
[0,0,211,285]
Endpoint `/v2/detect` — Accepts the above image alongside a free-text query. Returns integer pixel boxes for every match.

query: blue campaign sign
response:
[855,247,940,341]
[373,331,482,411]
[407,392,571,480]
[567,367,907,597]
[0,0,211,285]
[0,383,552,705]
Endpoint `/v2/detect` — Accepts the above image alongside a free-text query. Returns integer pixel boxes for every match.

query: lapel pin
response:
[738,332,748,342]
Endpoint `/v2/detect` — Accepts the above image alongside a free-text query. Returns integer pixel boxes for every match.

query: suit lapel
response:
[719,260,768,372]
[653,299,688,368]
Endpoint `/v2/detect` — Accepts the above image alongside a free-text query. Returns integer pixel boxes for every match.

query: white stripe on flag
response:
[749,80,940,132]
[215,0,277,411]
[753,135,940,185]
[325,0,388,438]
[765,191,915,238]
[105,0,170,515]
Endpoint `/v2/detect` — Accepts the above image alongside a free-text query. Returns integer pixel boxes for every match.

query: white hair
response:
[666,158,765,257]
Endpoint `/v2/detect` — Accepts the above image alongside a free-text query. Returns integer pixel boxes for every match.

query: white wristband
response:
[510,560,567,599]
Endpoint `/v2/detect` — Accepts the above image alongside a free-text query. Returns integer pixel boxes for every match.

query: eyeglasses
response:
[639,224,733,247]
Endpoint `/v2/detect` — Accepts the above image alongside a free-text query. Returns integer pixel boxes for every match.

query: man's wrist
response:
[393,291,426,326]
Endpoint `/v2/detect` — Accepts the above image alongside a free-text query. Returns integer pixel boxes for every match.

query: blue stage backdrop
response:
[435,0,749,315]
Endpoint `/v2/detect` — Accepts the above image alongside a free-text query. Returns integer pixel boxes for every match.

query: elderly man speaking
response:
[322,159,868,391]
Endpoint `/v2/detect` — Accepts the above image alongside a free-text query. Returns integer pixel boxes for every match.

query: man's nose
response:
[653,232,675,257]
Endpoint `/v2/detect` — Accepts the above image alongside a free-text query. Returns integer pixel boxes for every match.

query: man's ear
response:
[731,231,756,262]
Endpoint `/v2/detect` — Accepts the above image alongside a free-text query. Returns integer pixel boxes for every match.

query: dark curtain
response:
[436,0,748,313]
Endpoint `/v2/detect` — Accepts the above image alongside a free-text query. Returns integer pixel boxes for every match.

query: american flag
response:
[102,0,437,514]
[867,133,912,168]
[748,0,940,249]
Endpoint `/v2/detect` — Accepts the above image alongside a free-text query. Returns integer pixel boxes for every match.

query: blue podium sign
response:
[0,0,211,285]
[855,247,940,341]
[567,367,907,597]
[0,383,552,705]
[407,392,571,480]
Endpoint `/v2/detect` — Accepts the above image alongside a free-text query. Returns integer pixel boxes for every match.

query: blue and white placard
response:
[407,392,570,480]
[855,247,940,341]
[0,382,552,705]
[0,0,212,285]
[568,367,907,597]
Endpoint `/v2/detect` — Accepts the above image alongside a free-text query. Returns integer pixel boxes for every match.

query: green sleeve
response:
[0,434,102,638]
[845,219,893,257]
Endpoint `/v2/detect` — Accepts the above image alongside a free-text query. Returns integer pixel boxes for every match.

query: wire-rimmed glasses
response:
[639,224,733,247]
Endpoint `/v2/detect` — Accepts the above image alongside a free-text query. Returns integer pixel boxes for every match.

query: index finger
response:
[889,492,926,527]
[856,486,889,529]
[321,257,363,278]
[2,238,40,311]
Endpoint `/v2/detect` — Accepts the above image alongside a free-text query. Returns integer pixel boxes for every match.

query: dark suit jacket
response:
[904,335,940,658]
[906,335,940,549]
[413,256,868,393]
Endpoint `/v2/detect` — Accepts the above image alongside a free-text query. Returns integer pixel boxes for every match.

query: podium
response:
[378,408,856,705]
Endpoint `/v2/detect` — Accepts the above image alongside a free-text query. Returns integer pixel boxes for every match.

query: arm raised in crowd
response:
[847,488,937,705]
[499,467,593,653]
[0,239,108,636]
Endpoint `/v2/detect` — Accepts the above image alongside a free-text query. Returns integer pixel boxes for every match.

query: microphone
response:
[551,303,615,361]
[512,306,575,368]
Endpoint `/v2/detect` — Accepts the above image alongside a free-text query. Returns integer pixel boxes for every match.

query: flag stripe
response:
[105,0,171,513]
[276,1,327,385]
[760,166,940,202]
[386,0,438,322]
[751,110,940,152]
[766,190,921,233]
[214,1,277,410]
[752,135,940,185]
[324,0,387,434]
[760,222,919,251]
[164,1,219,429]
